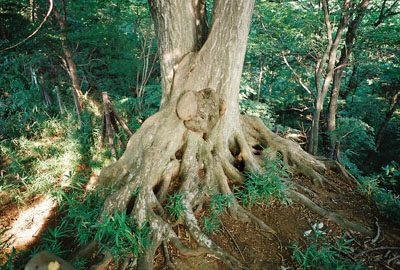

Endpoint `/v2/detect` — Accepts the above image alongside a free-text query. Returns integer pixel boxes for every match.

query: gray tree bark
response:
[327,0,371,147]
[308,0,352,155]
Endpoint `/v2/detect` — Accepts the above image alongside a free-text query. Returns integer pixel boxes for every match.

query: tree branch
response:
[282,53,314,97]
[0,0,53,52]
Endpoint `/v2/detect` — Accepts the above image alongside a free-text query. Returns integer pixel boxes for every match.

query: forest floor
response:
[1,162,400,269]
[152,171,400,270]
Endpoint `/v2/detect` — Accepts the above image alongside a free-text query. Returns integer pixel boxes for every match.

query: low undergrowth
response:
[202,151,291,235]
[166,191,186,219]
[202,190,235,235]
[342,155,400,224]
[238,152,291,208]
[0,117,81,207]
[359,176,400,224]
[46,177,150,267]
[0,174,151,269]
[290,227,365,270]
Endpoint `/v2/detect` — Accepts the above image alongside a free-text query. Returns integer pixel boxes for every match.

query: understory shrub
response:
[359,173,400,224]
[290,228,365,270]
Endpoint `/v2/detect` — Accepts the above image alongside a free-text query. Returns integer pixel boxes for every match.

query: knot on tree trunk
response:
[176,88,221,133]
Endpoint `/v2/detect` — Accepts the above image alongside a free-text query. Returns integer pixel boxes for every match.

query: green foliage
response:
[341,154,364,179]
[52,175,101,246]
[94,210,151,263]
[202,214,222,235]
[381,161,400,192]
[48,175,149,264]
[239,95,275,129]
[72,257,89,270]
[166,191,186,219]
[202,190,235,235]
[238,151,291,208]
[331,117,376,153]
[40,220,72,256]
[0,55,58,139]
[290,228,364,270]
[0,117,85,206]
[358,163,400,224]
[0,248,26,270]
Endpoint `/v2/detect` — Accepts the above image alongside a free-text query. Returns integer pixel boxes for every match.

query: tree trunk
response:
[257,55,263,102]
[327,0,370,147]
[308,0,351,155]
[309,98,323,155]
[55,86,66,115]
[53,5,83,126]
[30,0,36,22]
[39,75,52,106]
[0,25,8,42]
[71,1,373,269]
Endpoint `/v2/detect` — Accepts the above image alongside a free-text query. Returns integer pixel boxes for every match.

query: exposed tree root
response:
[90,251,113,270]
[287,190,373,236]
[67,110,373,269]
[240,115,357,189]
[162,241,175,270]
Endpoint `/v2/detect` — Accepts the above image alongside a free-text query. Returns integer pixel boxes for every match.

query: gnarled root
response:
[71,111,372,270]
[240,115,356,190]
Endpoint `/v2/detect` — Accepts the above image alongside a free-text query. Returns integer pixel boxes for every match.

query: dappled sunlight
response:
[3,195,57,250]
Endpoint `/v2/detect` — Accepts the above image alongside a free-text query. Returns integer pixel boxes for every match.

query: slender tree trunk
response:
[55,86,66,115]
[309,99,323,154]
[327,0,370,147]
[30,0,36,22]
[308,0,351,155]
[102,92,117,161]
[39,75,52,106]
[53,6,83,126]
[257,56,263,102]
[0,25,7,42]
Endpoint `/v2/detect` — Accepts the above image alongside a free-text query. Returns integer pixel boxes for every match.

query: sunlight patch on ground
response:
[3,195,57,249]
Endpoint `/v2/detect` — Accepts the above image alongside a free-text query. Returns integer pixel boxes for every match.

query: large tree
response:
[26,1,372,269]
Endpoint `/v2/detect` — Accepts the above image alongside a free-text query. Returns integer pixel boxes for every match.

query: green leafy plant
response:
[60,190,105,246]
[238,151,291,208]
[166,191,186,219]
[202,190,235,235]
[39,220,72,256]
[359,176,400,224]
[73,257,89,270]
[291,227,364,270]
[0,248,26,270]
[93,210,151,263]
[202,215,222,235]
[381,161,400,192]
